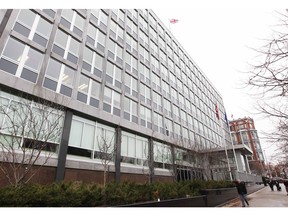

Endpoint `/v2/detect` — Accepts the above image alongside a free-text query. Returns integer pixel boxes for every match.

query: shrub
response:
[0,180,235,207]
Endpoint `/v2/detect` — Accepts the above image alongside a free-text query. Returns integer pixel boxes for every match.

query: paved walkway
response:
[222,184,288,207]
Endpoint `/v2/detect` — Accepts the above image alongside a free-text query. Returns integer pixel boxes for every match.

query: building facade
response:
[229,117,267,176]
[0,9,233,186]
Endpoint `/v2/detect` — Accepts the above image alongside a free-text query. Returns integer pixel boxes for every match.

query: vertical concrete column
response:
[55,109,73,182]
[114,126,121,183]
[148,138,154,183]
[244,155,251,174]
[0,9,12,38]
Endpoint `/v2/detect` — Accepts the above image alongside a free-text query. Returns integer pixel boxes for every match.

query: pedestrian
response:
[275,180,281,191]
[268,178,274,191]
[284,179,288,196]
[235,180,249,207]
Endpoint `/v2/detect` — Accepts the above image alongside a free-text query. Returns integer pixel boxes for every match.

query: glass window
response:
[69,119,83,147]
[24,48,43,71]
[45,58,61,79]
[61,66,74,86]
[34,18,52,47]
[16,9,36,29]
[91,80,100,98]
[2,38,25,62]
[78,75,89,93]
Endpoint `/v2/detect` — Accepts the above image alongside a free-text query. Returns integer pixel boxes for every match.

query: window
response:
[152,91,162,111]
[123,97,138,123]
[172,104,180,122]
[103,87,121,117]
[111,9,125,26]
[140,83,151,105]
[126,17,138,38]
[140,105,152,129]
[124,73,137,97]
[153,112,164,133]
[52,29,80,64]
[174,123,181,139]
[107,38,123,65]
[86,23,106,53]
[151,55,159,73]
[139,15,148,32]
[77,74,101,108]
[106,61,122,89]
[153,141,172,169]
[124,51,138,75]
[139,29,148,46]
[0,37,43,83]
[126,33,138,56]
[139,63,150,84]
[110,20,124,44]
[0,92,64,153]
[150,40,158,55]
[139,45,149,64]
[171,87,178,103]
[13,10,53,48]
[163,98,172,117]
[82,46,103,78]
[159,49,167,63]
[43,58,75,97]
[41,9,56,18]
[68,115,116,160]
[151,73,161,91]
[60,9,85,37]
[160,64,168,80]
[164,118,173,137]
[121,131,148,166]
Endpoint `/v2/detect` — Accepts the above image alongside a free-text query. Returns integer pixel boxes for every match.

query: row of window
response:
[0,91,64,151]
[0,90,222,168]
[68,115,206,168]
[12,9,222,104]
[0,35,223,145]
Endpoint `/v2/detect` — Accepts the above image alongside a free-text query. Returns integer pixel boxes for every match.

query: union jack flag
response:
[169,19,179,24]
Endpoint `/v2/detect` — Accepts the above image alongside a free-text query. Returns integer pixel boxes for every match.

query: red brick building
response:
[229,117,267,176]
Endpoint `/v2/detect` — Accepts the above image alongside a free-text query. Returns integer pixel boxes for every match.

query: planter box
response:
[118,184,264,207]
[119,195,207,207]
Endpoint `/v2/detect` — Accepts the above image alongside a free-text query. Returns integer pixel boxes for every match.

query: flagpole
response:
[168,19,171,32]
[225,113,239,179]
[221,120,233,181]
[219,110,232,181]
[228,123,240,180]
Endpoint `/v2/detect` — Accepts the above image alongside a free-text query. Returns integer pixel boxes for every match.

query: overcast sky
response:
[153,8,286,162]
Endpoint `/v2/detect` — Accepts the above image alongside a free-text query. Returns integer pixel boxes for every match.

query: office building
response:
[0,9,233,186]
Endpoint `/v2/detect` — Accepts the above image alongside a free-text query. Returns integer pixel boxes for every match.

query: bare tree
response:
[0,93,64,187]
[96,127,116,188]
[244,10,288,165]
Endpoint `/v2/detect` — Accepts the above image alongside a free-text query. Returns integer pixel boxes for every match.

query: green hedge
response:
[0,180,235,207]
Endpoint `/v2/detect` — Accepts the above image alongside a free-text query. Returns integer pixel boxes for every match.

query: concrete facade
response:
[0,9,234,186]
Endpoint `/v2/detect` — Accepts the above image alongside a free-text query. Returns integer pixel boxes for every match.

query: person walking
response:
[284,179,288,196]
[275,180,281,191]
[268,178,274,191]
[235,180,249,207]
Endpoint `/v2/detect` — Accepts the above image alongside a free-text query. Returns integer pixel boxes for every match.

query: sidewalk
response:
[222,184,288,207]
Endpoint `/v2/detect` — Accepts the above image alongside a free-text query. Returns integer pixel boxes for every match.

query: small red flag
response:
[169,19,179,24]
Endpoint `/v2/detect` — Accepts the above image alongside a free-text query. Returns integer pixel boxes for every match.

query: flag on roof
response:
[169,19,179,24]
